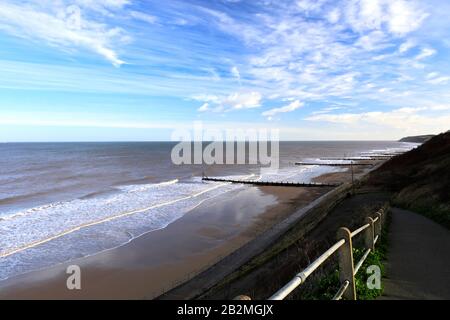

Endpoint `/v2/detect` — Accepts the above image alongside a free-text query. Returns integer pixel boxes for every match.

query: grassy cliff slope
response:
[369,131,450,228]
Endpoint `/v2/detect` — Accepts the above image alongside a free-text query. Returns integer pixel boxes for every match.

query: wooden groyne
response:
[202,177,341,187]
[319,157,376,161]
[365,156,394,160]
[360,153,399,157]
[295,162,373,167]
[158,165,380,300]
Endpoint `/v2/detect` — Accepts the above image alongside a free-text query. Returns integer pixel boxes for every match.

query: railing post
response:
[364,217,375,251]
[381,206,387,226]
[337,228,356,300]
[376,212,382,237]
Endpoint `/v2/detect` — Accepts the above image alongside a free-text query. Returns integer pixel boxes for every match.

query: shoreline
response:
[0,178,326,299]
[160,165,371,300]
[0,163,374,299]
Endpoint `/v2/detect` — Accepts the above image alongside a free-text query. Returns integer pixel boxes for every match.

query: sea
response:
[0,141,416,281]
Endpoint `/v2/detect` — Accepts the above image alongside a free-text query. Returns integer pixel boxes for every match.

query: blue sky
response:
[0,0,450,141]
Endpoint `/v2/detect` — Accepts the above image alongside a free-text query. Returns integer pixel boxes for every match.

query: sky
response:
[0,0,450,141]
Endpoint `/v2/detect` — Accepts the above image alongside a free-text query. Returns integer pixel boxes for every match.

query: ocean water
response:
[0,141,416,280]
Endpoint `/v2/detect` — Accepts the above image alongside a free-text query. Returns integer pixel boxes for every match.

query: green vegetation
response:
[304,212,390,300]
[353,247,385,299]
[302,269,339,300]
[302,247,386,300]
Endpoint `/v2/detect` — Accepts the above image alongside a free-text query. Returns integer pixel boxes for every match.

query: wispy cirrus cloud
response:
[191,0,444,124]
[194,91,262,112]
[262,100,303,120]
[0,0,449,140]
[129,11,158,25]
[0,0,129,66]
[304,105,450,134]
[415,48,437,60]
[426,74,450,85]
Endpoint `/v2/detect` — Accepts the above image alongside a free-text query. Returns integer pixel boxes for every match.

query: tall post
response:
[351,161,355,194]
[376,212,383,237]
[364,217,375,251]
[337,228,356,300]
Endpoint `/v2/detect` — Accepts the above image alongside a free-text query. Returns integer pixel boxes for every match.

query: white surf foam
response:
[0,165,354,281]
[360,143,417,156]
[0,177,242,280]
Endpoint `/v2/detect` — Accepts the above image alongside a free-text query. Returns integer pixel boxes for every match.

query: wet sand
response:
[0,162,375,300]
[0,181,327,299]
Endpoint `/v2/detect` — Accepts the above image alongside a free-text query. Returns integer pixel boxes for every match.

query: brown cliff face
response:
[368,131,450,228]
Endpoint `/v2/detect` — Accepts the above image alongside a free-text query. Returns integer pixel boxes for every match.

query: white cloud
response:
[304,106,450,133]
[311,106,343,115]
[130,11,158,25]
[0,1,126,66]
[198,0,435,116]
[198,103,209,112]
[192,94,220,103]
[430,77,450,85]
[415,48,437,60]
[426,73,450,85]
[355,30,387,51]
[387,0,428,35]
[428,104,450,111]
[296,0,327,13]
[194,91,262,112]
[231,66,241,83]
[224,91,262,109]
[76,0,129,8]
[75,0,130,14]
[262,100,303,119]
[192,94,220,102]
[345,0,384,32]
[0,0,446,140]
[398,39,416,53]
[343,0,427,35]
[326,8,341,24]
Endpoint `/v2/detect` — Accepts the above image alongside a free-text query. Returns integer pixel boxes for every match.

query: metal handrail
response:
[354,248,371,275]
[351,223,370,237]
[332,280,350,300]
[264,205,388,301]
[269,239,345,300]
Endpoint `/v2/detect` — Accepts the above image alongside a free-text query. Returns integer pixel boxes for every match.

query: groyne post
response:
[337,228,356,300]
[351,161,355,194]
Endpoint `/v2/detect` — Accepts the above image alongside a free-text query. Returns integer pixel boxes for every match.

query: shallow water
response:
[0,141,416,280]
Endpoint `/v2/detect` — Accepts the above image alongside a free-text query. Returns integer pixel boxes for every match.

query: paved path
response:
[381,208,450,299]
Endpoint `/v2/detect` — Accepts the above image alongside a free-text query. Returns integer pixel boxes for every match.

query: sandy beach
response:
[0,156,381,300]
[0,180,331,299]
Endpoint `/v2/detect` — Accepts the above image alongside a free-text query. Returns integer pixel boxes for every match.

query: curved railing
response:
[235,204,388,300]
